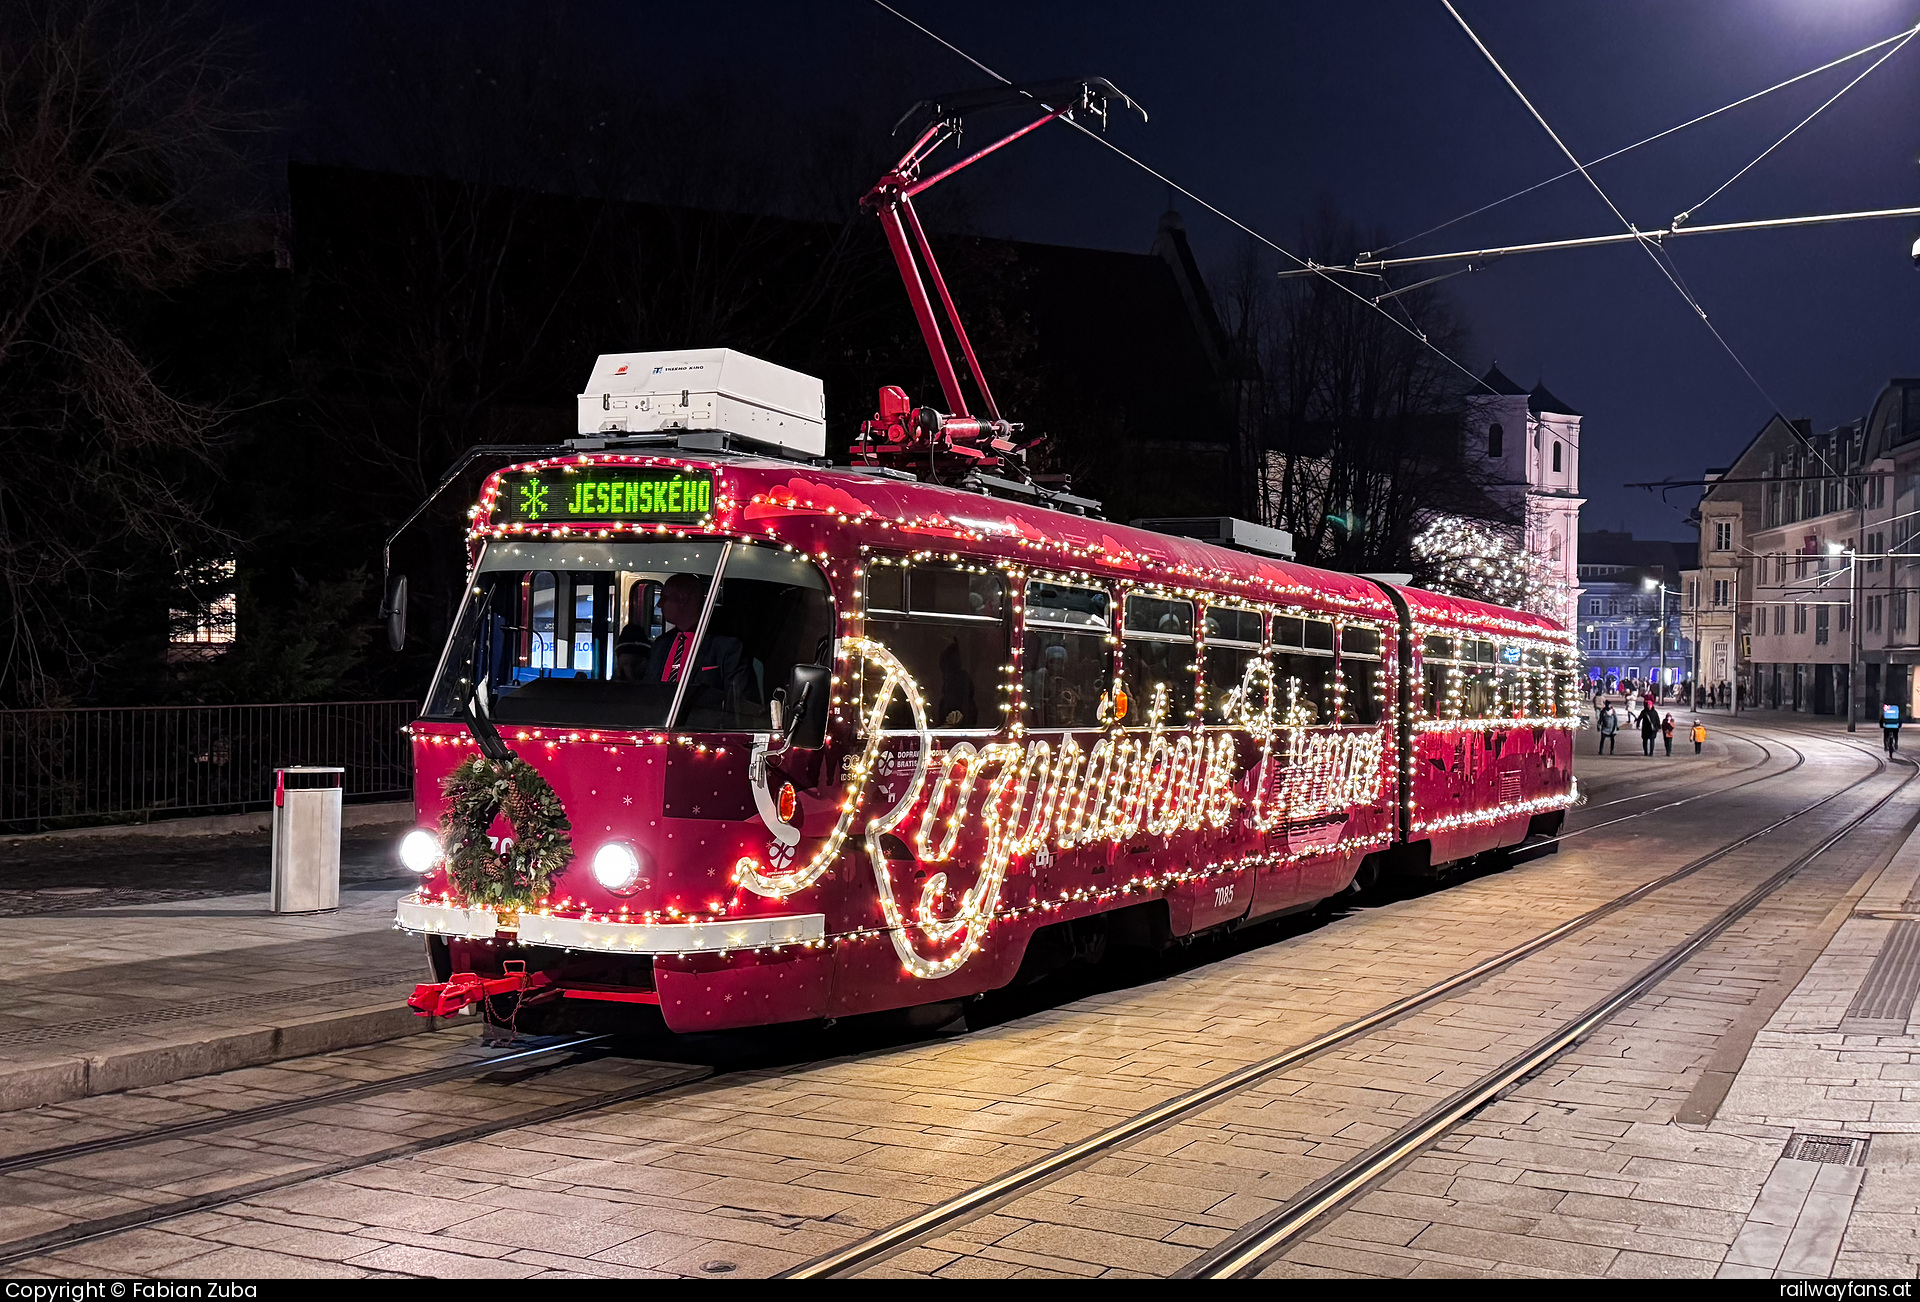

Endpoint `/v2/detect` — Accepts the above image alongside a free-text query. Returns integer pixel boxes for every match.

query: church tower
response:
[1463,363,1585,624]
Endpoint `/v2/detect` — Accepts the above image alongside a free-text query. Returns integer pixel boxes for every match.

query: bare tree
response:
[1214,209,1497,574]
[0,0,266,704]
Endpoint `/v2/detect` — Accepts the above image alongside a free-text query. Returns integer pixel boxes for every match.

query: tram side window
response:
[1121,595,1197,725]
[1203,605,1264,723]
[864,563,1009,730]
[1421,635,1452,718]
[1024,581,1111,729]
[1340,625,1384,725]
[1272,615,1335,725]
[1497,655,1527,717]
[1463,639,1498,718]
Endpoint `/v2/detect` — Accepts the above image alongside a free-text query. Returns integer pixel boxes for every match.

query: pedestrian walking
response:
[1691,719,1706,754]
[1883,703,1902,757]
[1661,713,1676,756]
[1639,707,1659,756]
[1597,705,1618,754]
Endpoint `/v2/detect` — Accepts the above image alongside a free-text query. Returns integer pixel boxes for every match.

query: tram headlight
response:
[398,828,441,874]
[592,841,643,894]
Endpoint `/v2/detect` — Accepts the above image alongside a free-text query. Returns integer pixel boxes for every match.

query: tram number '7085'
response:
[1214,884,1236,908]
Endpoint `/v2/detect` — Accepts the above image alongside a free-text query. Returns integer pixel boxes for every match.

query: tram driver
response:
[633,572,751,711]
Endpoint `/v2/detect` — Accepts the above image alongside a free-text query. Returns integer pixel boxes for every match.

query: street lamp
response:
[1829,540,1862,732]
[1643,575,1670,699]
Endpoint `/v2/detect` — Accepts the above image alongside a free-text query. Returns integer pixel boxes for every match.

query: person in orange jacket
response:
[1690,719,1707,754]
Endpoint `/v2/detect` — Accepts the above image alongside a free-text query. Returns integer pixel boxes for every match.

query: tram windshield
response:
[424,540,833,732]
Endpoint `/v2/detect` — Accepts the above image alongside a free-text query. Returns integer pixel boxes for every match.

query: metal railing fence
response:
[0,701,416,832]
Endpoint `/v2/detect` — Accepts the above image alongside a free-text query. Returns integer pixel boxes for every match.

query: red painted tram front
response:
[396,418,1581,1033]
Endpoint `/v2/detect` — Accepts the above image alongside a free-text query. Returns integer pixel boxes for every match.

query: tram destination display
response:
[496,468,714,524]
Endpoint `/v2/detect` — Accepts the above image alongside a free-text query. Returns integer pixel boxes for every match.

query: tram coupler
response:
[407,962,552,1017]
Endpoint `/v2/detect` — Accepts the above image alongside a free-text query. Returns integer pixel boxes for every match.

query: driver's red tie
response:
[661,631,691,682]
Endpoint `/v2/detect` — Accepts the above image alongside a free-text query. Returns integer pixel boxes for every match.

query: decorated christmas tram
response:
[392,79,1579,1033]
[393,352,1580,1033]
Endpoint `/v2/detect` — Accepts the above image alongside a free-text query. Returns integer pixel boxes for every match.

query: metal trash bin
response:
[271,766,344,913]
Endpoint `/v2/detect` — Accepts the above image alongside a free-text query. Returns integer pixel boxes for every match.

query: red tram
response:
[393,78,1579,1032]
[396,410,1580,1032]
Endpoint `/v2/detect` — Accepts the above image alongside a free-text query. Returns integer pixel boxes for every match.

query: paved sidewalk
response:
[1713,800,1920,1277]
[0,824,446,1110]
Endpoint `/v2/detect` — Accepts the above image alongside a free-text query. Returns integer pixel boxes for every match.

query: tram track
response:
[1543,731,1795,845]
[0,727,1860,1275]
[0,1047,711,1268]
[0,1036,615,1177]
[784,734,1897,1279]
[1187,747,1920,1279]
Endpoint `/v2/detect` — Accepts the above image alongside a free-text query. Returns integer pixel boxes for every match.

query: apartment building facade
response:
[1687,380,1920,718]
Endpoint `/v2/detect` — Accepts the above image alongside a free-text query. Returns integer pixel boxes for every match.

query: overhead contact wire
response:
[1676,24,1919,228]
[1438,0,1826,473]
[1377,19,1920,257]
[867,0,1501,395]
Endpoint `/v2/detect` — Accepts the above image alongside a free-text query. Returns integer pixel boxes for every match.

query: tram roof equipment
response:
[578,348,826,457]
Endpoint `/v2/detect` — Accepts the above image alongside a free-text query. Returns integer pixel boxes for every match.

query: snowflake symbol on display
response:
[691,804,702,815]
[518,480,548,519]
[766,840,797,868]
[622,795,632,806]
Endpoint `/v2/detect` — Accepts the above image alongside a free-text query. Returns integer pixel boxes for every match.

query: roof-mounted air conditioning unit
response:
[577,348,826,457]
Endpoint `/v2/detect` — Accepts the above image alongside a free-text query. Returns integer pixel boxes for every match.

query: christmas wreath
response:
[439,754,574,909]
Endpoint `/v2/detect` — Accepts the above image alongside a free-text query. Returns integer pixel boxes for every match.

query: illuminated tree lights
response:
[1414,514,1570,621]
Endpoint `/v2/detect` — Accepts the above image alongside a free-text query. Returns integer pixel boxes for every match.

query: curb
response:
[1,999,449,1112]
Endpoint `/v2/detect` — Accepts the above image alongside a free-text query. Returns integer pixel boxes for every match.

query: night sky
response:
[237,0,1920,543]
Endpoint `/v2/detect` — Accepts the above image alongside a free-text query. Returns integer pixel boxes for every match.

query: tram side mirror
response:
[382,575,408,652]
[781,664,830,750]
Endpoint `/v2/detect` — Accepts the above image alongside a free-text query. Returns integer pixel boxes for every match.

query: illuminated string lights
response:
[404,454,1581,987]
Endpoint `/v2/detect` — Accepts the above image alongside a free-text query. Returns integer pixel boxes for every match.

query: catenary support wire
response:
[1375,19,1920,258]
[868,0,1503,397]
[1675,24,1918,229]
[1439,0,1829,474]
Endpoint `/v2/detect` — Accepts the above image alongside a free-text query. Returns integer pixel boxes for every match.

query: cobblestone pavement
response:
[4,719,1914,1279]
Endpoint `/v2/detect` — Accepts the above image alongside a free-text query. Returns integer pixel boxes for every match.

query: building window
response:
[1607,598,1619,616]
[1712,579,1730,607]
[1794,604,1807,634]
[1896,591,1909,634]
[1605,629,1619,651]
[1587,628,1600,650]
[1868,531,1885,572]
[1714,521,1732,552]
[1816,606,1830,645]
[1587,598,1602,616]
[1774,604,1785,635]
[1686,580,1697,609]
[1839,604,1849,634]
[1488,423,1503,458]
[1552,440,1562,472]
[169,558,238,662]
